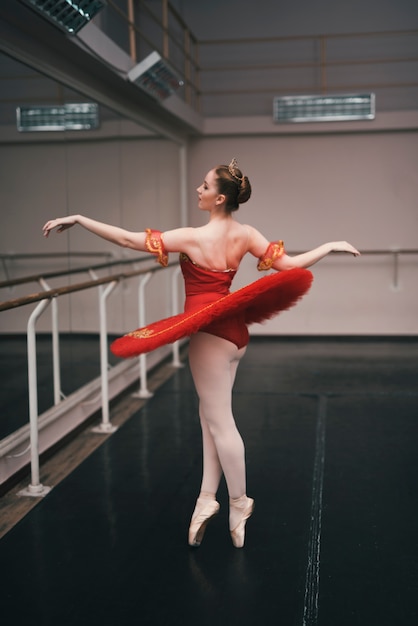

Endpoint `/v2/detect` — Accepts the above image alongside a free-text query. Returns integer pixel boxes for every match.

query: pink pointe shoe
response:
[230,496,254,548]
[188,499,220,547]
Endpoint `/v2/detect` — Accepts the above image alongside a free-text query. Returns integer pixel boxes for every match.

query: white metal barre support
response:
[132,272,153,399]
[39,278,62,405]
[17,297,53,497]
[171,265,184,368]
[91,272,119,434]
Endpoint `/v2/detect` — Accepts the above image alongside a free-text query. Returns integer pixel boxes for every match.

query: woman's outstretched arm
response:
[42,214,148,250]
[276,240,360,270]
[246,225,360,270]
[42,215,199,257]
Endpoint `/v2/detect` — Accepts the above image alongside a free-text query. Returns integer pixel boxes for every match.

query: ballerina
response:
[43,158,359,547]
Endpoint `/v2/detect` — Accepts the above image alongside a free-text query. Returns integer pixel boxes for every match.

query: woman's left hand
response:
[331,241,361,256]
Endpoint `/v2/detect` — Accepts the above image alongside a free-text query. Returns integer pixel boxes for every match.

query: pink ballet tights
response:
[188,332,250,531]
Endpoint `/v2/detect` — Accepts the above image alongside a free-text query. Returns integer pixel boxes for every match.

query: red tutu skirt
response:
[111,267,313,358]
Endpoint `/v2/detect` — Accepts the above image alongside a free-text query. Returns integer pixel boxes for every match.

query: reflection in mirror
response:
[0,51,183,446]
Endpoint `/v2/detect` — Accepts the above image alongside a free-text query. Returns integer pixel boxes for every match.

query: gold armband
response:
[257,240,285,271]
[145,228,168,267]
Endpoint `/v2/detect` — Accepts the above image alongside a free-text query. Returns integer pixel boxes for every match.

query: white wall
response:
[187,129,418,335]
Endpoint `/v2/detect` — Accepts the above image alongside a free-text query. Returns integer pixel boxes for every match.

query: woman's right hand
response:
[42,215,78,238]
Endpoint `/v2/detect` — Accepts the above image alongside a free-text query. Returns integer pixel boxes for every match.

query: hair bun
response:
[215,160,252,212]
[237,175,251,205]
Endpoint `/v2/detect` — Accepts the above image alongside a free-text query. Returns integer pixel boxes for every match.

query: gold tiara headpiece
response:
[228,158,243,182]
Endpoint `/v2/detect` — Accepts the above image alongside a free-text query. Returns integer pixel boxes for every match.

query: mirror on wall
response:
[0,50,168,277]
[0,50,184,441]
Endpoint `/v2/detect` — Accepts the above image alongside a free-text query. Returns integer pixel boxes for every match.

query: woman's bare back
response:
[191,220,251,270]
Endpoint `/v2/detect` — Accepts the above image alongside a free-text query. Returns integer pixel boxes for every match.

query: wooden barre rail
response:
[0,261,179,313]
[0,255,151,290]
[1,248,417,313]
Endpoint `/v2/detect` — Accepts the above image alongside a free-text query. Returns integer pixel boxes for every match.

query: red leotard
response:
[181,253,249,349]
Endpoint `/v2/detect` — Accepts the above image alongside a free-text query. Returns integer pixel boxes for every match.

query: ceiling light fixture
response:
[16,103,100,131]
[273,94,375,123]
[21,0,107,35]
[127,51,184,101]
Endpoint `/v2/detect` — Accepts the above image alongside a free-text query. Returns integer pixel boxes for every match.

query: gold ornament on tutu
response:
[127,328,155,339]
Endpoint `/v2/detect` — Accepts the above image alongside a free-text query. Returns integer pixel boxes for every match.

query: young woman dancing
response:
[43,159,359,548]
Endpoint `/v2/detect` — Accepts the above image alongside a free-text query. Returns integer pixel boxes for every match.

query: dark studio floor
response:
[1,336,418,626]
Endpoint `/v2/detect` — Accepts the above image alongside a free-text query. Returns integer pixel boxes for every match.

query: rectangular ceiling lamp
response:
[127,51,184,101]
[273,94,375,123]
[16,103,100,131]
[22,0,107,34]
